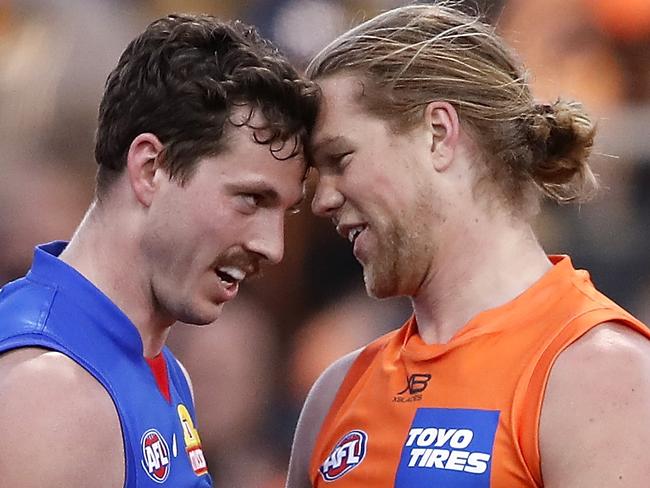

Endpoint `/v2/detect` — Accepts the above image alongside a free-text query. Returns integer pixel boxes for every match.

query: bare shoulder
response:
[544,322,650,400]
[0,347,124,487]
[286,348,362,488]
[309,348,363,408]
[540,323,650,488]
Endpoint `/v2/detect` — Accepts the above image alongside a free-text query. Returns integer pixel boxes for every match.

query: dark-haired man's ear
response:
[424,101,460,172]
[126,133,164,207]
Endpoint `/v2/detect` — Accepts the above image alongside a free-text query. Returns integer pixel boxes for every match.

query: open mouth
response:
[348,225,367,244]
[337,222,368,245]
[216,266,245,287]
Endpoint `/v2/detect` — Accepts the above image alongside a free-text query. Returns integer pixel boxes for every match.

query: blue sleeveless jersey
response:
[0,242,213,487]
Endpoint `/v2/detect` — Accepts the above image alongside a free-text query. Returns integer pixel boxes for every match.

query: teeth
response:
[348,226,364,243]
[218,266,245,282]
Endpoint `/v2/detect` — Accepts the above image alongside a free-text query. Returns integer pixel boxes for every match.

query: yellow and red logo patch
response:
[177,404,208,476]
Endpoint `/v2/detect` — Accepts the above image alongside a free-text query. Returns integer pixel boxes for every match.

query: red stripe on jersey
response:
[145,354,171,403]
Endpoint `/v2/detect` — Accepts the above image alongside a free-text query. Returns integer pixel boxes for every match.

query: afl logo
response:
[319,430,368,482]
[141,429,170,483]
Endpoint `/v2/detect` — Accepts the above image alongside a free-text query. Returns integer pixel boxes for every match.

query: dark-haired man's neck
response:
[59,198,172,358]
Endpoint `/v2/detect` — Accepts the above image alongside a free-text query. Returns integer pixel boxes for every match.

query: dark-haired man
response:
[0,14,317,487]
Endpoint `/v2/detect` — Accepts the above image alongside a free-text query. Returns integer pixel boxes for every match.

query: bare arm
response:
[286,349,361,488]
[540,323,650,487]
[0,348,124,487]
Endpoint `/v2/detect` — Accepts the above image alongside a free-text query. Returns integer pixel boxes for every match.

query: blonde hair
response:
[307,4,597,207]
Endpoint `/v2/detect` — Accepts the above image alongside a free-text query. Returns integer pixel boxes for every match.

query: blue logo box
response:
[395,408,500,487]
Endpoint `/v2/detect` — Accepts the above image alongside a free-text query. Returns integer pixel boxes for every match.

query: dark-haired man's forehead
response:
[221,104,306,162]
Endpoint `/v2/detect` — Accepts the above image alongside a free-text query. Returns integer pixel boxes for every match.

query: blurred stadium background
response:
[1,0,648,486]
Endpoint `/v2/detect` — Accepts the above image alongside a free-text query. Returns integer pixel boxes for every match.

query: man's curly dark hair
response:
[94,14,319,199]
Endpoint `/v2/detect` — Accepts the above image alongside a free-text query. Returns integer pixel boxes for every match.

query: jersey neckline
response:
[26,240,145,359]
[399,255,588,361]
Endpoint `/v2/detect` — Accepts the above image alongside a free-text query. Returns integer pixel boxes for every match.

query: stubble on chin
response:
[362,225,410,299]
[362,251,397,300]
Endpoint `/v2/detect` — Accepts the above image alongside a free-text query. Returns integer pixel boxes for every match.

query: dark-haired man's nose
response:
[246,214,285,266]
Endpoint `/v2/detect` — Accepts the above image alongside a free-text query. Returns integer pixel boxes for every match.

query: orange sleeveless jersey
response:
[309,256,649,487]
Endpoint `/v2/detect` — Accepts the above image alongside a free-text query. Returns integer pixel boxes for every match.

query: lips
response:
[335,220,370,263]
[336,222,368,244]
[213,269,240,302]
[210,254,259,303]
[352,227,368,261]
[216,266,246,286]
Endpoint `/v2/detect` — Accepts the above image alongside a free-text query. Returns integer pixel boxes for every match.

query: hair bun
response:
[526,99,597,202]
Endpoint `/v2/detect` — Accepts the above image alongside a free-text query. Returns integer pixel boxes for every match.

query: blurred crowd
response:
[1,0,648,486]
